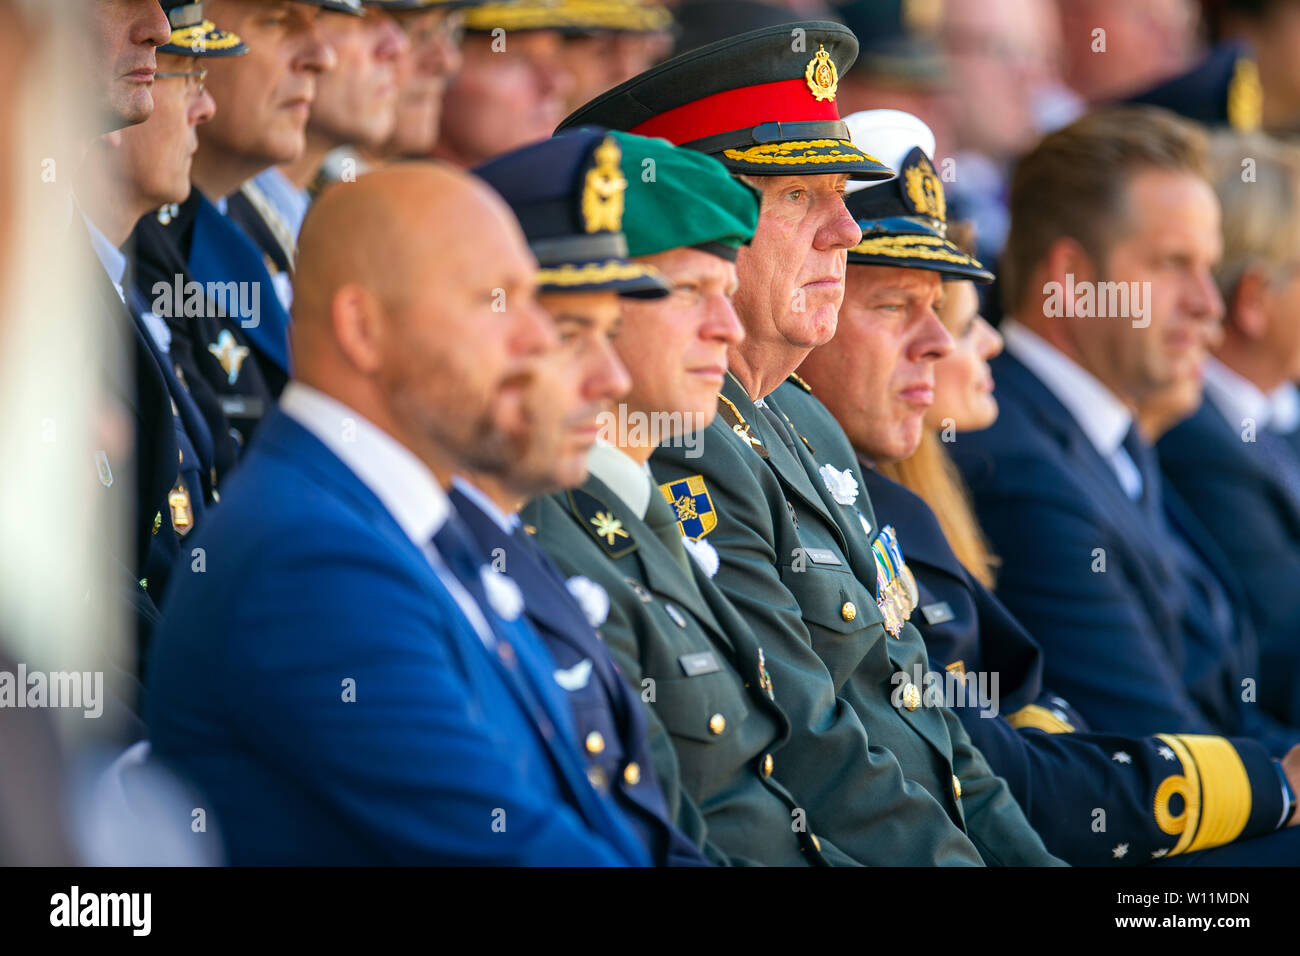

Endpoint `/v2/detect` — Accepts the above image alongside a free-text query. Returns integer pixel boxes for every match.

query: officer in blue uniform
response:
[80,3,250,668]
[133,0,364,450]
[451,130,709,865]
[792,110,1300,864]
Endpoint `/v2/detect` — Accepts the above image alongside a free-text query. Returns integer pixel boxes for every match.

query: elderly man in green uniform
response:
[523,125,1052,864]
[562,22,1060,864]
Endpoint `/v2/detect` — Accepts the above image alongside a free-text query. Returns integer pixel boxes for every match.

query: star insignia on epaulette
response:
[1112,751,1132,764]
[208,329,250,385]
[1157,745,1176,761]
[1112,843,1128,859]
[569,488,637,558]
[590,511,628,546]
[1151,848,1169,859]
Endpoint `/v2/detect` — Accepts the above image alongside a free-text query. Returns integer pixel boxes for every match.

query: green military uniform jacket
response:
[652,372,1062,865]
[523,474,841,866]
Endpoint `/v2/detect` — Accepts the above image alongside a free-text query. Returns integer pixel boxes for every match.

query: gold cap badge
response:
[904,154,947,224]
[805,45,838,102]
[581,136,627,233]
[1228,56,1262,133]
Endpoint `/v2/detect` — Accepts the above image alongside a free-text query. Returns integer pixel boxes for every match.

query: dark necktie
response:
[1121,422,1162,514]
[431,513,558,739]
[756,402,799,457]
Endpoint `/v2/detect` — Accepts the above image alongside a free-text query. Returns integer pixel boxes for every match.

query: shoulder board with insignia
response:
[567,488,638,559]
[716,395,769,459]
[787,372,813,393]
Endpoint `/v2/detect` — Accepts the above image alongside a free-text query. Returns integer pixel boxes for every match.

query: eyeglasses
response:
[400,9,465,48]
[155,68,208,95]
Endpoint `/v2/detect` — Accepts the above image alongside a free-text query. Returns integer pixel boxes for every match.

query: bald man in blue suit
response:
[145,164,649,866]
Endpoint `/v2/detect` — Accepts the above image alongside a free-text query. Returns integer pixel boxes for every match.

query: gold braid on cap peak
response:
[171,21,244,52]
[850,234,976,265]
[536,260,654,286]
[723,140,875,166]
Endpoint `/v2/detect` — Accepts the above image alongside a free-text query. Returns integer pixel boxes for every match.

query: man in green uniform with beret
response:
[563,22,1060,863]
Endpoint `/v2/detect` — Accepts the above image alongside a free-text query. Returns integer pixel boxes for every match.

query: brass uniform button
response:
[138,577,148,592]
[762,754,774,778]
[902,682,921,712]
[708,713,726,735]
[587,767,607,791]
[623,762,641,786]
[152,511,162,535]
[178,448,184,465]
[953,775,962,799]
[585,731,605,755]
[840,601,857,622]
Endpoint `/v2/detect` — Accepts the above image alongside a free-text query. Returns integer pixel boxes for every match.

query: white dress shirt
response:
[1270,382,1300,434]
[451,475,519,535]
[1202,357,1271,432]
[1001,319,1144,499]
[586,439,655,517]
[279,382,497,647]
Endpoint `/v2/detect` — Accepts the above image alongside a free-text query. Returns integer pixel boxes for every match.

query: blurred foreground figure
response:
[0,0,135,864]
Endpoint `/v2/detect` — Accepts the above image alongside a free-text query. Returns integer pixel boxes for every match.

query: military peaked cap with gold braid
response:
[842,109,993,282]
[159,2,248,57]
[365,0,493,11]
[473,129,670,297]
[556,21,895,180]
[463,0,671,34]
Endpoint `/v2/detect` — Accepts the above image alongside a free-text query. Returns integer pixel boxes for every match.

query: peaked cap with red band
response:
[555,20,896,180]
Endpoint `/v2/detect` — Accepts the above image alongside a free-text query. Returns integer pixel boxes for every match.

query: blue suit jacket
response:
[145,408,649,865]
[451,488,710,866]
[860,467,1291,864]
[951,351,1300,755]
[1159,398,1300,726]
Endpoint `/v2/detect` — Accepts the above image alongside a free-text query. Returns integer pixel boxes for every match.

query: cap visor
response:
[537,258,671,298]
[847,233,994,282]
[715,139,893,180]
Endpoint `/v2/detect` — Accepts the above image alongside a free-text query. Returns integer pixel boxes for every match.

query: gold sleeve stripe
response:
[1173,734,1252,852]
[1154,734,1202,856]
[1005,704,1075,734]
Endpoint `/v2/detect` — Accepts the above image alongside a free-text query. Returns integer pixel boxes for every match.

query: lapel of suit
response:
[995,351,1185,621]
[188,191,292,377]
[995,351,1154,530]
[263,418,635,844]
[1201,396,1300,527]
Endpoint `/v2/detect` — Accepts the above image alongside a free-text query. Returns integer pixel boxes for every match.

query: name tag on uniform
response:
[921,601,954,625]
[802,547,842,567]
[219,396,265,419]
[678,652,720,677]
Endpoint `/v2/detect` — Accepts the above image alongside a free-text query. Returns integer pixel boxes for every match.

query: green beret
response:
[611,131,760,261]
